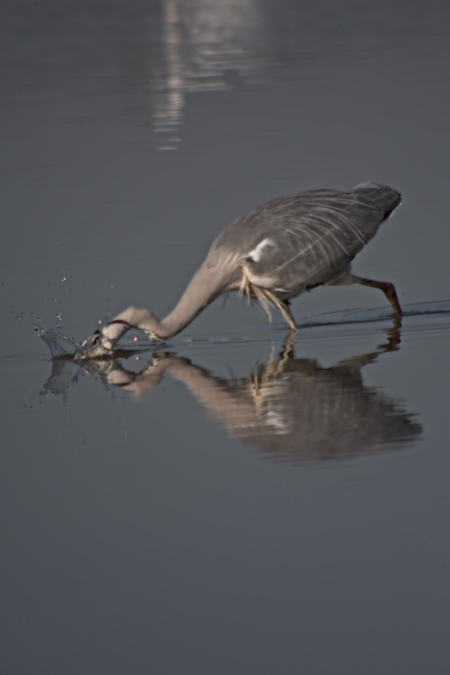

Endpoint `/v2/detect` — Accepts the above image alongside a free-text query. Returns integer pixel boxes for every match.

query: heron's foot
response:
[77,329,115,359]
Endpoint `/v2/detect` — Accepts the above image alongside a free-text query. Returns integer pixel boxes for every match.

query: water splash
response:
[34,324,81,359]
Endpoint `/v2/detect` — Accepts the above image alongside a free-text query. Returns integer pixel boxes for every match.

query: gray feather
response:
[211,183,401,297]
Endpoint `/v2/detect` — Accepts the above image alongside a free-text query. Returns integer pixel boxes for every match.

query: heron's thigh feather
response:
[323,267,356,286]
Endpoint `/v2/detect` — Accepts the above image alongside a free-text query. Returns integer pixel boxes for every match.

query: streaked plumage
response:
[81,182,402,357]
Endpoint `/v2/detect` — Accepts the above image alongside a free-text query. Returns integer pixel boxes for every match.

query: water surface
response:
[1,2,450,673]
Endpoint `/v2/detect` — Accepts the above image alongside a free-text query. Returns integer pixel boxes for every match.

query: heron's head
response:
[107,307,166,340]
[79,329,113,359]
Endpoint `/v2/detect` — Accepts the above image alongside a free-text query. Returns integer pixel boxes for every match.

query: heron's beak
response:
[77,330,114,359]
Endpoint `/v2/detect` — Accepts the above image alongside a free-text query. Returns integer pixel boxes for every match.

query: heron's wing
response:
[218,185,400,293]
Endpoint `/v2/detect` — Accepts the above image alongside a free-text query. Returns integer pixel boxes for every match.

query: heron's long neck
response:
[99,255,238,349]
[160,259,235,338]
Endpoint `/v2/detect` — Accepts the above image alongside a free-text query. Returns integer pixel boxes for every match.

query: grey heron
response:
[81,181,402,357]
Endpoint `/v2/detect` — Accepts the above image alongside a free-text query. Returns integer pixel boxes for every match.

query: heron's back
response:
[211,182,401,295]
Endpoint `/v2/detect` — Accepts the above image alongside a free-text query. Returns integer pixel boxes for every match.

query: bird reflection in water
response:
[42,324,422,465]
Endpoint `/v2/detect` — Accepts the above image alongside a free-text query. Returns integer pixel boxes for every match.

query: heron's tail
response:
[353,182,401,220]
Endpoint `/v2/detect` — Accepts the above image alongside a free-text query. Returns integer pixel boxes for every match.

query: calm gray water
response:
[1,1,450,673]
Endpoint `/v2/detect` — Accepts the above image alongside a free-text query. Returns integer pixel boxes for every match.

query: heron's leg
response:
[353,276,402,316]
[263,289,297,330]
[278,302,298,331]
